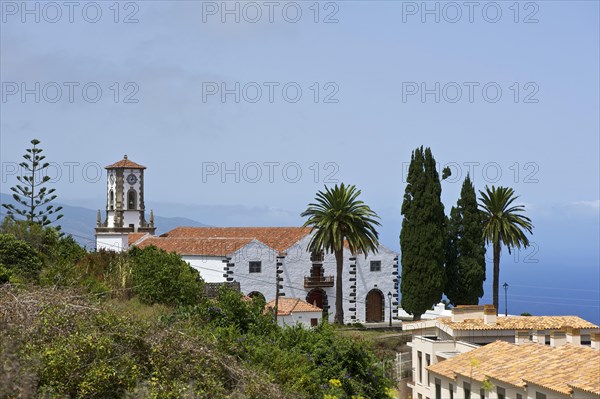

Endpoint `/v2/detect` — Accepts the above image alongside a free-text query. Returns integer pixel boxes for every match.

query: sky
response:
[1,1,599,320]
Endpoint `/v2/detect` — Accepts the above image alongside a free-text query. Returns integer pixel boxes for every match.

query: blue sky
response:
[1,1,598,319]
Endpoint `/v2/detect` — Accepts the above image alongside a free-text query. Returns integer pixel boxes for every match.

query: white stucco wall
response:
[225,240,280,299]
[409,336,480,399]
[183,255,227,283]
[229,232,399,324]
[278,311,322,328]
[96,234,128,251]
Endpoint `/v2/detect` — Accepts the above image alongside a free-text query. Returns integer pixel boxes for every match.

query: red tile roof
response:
[427,340,600,395]
[265,297,323,316]
[128,233,149,246]
[438,315,599,331]
[132,236,254,256]
[106,155,146,169]
[161,227,313,253]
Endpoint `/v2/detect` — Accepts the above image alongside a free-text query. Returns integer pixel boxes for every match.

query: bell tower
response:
[95,155,156,251]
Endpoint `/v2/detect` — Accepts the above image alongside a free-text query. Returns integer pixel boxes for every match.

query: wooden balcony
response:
[304,275,334,288]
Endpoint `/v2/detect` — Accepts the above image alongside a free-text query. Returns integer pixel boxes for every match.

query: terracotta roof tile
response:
[106,156,146,169]
[161,227,312,253]
[128,233,149,246]
[438,315,598,331]
[265,297,323,316]
[427,341,600,396]
[133,237,254,256]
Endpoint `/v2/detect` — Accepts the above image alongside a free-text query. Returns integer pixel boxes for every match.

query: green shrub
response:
[0,233,43,281]
[129,246,204,306]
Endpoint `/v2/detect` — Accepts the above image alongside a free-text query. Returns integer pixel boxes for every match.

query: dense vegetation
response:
[0,219,395,399]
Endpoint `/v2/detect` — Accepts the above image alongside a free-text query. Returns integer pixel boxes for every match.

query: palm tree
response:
[479,186,533,314]
[301,183,381,324]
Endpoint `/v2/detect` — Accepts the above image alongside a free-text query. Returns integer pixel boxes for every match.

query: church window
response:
[249,261,262,273]
[109,190,114,210]
[128,190,137,210]
[370,260,381,272]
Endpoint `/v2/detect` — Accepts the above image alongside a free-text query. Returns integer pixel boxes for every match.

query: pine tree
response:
[2,139,63,229]
[445,175,486,306]
[400,146,448,320]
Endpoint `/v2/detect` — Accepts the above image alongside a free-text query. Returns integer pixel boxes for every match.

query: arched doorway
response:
[306,288,328,314]
[365,289,384,323]
[247,291,265,302]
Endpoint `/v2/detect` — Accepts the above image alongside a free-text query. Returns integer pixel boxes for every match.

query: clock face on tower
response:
[127,174,138,185]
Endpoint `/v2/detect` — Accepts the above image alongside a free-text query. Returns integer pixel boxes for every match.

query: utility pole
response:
[387,291,393,327]
[503,282,509,317]
[274,256,284,323]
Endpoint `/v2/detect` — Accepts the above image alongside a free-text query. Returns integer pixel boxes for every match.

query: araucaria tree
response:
[400,147,448,320]
[301,183,380,325]
[479,186,533,314]
[445,174,486,306]
[2,139,63,229]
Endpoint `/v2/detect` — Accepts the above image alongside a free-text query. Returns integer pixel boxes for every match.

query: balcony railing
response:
[304,275,334,288]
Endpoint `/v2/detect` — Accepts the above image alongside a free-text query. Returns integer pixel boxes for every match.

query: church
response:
[95,156,399,324]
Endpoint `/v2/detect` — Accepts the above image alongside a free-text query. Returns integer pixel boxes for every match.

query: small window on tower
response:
[128,190,137,210]
[109,190,114,210]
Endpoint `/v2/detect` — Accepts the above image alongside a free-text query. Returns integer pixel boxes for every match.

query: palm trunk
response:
[334,248,344,324]
[492,241,501,315]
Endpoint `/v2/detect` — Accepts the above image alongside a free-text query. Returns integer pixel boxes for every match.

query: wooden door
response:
[366,290,383,322]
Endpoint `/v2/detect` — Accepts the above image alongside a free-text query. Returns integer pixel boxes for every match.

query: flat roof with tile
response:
[428,340,600,396]
[437,315,599,331]
[266,297,323,316]
[161,227,313,253]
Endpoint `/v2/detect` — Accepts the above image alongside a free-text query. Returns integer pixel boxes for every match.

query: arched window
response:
[127,189,137,210]
[247,291,265,302]
[109,190,114,210]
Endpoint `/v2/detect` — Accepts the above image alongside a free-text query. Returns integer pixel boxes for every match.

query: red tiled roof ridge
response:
[161,226,313,252]
[265,297,322,316]
[132,236,257,256]
[105,156,146,169]
[128,232,150,246]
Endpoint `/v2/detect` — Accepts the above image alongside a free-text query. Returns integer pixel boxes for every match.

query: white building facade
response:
[266,297,323,328]
[227,232,400,324]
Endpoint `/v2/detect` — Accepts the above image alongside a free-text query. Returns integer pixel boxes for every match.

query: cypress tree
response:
[400,146,447,320]
[445,175,486,306]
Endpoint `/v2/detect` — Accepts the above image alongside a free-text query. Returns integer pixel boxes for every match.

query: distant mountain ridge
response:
[0,193,209,248]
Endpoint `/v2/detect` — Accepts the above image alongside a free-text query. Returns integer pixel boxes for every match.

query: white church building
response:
[95,156,399,324]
